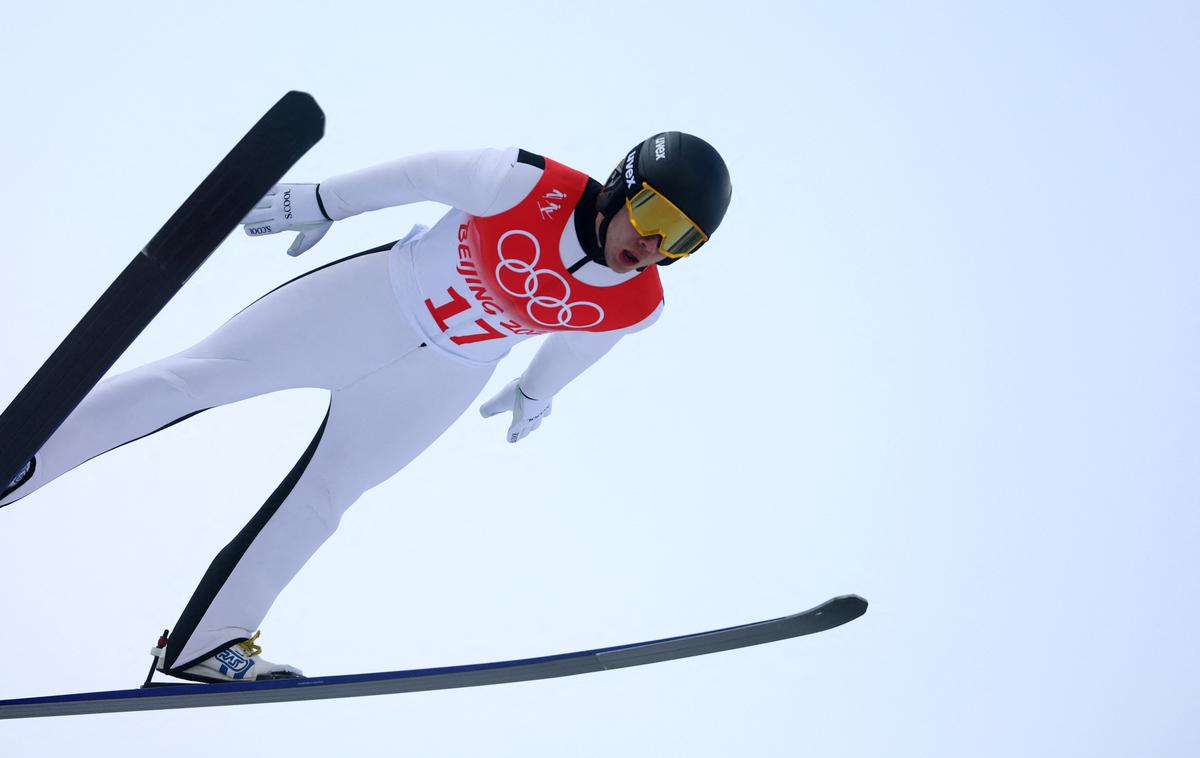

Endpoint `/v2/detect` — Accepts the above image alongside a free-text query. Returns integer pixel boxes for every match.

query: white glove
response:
[241,183,333,256]
[479,379,553,443]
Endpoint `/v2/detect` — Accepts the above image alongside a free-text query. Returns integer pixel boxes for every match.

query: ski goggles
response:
[626,182,708,258]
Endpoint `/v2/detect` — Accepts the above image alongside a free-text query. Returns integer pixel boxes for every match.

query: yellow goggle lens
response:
[626,183,707,258]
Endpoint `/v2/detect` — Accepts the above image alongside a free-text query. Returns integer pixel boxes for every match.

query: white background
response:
[1,2,1196,756]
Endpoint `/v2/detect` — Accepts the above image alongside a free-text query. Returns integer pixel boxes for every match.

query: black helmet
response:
[597,132,732,265]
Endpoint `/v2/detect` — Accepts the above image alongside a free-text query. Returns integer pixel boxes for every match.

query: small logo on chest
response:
[538,188,567,219]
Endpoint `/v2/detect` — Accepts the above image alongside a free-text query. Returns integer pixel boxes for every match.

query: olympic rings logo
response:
[495,230,604,329]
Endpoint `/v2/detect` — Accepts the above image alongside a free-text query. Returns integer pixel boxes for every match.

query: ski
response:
[0,91,325,494]
[0,594,866,720]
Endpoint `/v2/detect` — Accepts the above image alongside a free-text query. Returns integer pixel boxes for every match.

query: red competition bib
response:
[465,157,663,333]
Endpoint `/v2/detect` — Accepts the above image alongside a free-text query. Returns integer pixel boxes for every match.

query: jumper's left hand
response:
[479,380,553,443]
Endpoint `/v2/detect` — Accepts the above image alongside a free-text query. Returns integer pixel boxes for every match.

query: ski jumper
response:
[0,148,664,671]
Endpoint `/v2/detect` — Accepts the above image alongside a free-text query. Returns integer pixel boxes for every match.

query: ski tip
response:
[814,594,869,623]
[835,593,868,612]
[273,91,326,136]
[281,90,320,109]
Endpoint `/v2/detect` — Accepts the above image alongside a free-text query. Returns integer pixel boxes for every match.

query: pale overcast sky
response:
[1,2,1196,756]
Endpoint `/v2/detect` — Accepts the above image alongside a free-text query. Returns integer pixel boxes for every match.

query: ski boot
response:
[149,630,304,684]
[1,458,34,500]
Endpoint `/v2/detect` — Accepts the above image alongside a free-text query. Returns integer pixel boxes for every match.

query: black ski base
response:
[0,91,325,494]
[0,595,867,720]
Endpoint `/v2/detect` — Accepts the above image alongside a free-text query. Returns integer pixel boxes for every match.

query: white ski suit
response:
[0,147,664,671]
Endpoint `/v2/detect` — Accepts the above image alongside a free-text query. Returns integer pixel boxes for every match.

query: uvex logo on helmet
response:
[654,136,667,160]
[623,150,637,189]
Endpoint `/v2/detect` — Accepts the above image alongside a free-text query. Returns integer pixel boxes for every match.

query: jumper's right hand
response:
[241,183,333,256]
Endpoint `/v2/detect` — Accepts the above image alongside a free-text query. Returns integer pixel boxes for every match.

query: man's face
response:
[602,205,668,273]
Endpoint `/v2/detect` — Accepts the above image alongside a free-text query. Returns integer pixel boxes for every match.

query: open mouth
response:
[619,250,639,267]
